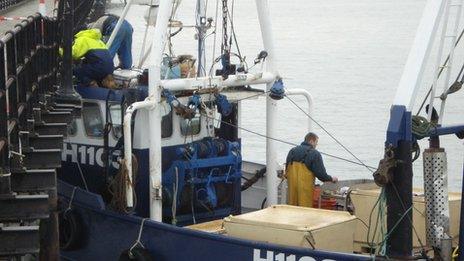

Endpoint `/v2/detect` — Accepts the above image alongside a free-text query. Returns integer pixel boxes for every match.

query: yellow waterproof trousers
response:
[286,162,315,207]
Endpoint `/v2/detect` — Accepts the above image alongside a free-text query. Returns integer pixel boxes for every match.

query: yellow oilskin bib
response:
[286,162,315,207]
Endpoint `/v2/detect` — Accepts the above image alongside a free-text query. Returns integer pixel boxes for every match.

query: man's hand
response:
[331,176,339,183]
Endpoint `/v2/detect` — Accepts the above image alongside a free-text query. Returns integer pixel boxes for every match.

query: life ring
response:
[59,209,84,250]
[119,246,154,261]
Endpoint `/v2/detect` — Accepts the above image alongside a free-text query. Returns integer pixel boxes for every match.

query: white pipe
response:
[427,0,450,122]
[107,0,134,49]
[147,0,174,221]
[392,0,446,110]
[255,0,279,206]
[123,100,155,208]
[285,89,313,132]
[160,72,276,91]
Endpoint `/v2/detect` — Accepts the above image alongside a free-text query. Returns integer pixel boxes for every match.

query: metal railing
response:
[0,0,28,12]
[0,13,58,174]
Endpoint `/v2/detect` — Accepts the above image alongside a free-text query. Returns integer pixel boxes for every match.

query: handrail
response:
[123,100,156,208]
[0,14,59,174]
[284,88,313,132]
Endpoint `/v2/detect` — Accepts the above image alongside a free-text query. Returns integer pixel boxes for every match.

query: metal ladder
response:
[428,0,464,124]
[423,1,464,260]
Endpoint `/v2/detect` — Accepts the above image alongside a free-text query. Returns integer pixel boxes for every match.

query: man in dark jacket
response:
[285,132,338,207]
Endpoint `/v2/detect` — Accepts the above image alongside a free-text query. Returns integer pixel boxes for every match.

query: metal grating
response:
[0,0,28,11]
[422,150,450,248]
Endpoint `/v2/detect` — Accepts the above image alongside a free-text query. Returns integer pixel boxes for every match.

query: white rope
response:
[129,218,149,252]
[171,167,179,224]
[73,146,89,191]
[66,186,78,212]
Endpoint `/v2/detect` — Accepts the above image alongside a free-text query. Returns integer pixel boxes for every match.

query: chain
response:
[221,0,229,55]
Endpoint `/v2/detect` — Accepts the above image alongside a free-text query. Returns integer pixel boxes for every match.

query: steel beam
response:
[11,169,56,192]
[386,140,413,258]
[0,226,40,256]
[0,194,49,221]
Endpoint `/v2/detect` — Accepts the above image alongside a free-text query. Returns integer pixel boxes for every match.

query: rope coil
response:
[412,115,436,138]
[109,154,138,213]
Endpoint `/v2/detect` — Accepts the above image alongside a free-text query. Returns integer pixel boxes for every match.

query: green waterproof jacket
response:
[71,29,108,60]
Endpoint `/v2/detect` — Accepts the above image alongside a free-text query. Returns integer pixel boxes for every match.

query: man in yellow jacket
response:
[286,132,338,207]
[71,29,114,86]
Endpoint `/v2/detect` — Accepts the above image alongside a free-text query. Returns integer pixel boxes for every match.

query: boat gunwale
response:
[57,180,371,260]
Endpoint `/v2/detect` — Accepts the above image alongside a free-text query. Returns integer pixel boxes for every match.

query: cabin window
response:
[109,104,123,139]
[161,102,173,138]
[107,102,172,139]
[180,113,201,136]
[82,102,104,137]
[67,119,78,136]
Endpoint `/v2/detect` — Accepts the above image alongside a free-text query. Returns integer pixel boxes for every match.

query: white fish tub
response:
[224,204,357,253]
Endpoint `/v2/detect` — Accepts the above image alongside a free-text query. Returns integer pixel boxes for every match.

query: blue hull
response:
[58,181,370,261]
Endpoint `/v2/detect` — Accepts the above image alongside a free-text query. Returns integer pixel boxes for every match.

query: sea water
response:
[109,0,464,191]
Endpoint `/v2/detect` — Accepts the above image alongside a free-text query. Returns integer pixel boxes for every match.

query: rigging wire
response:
[234,90,269,102]
[195,0,207,75]
[284,95,375,173]
[391,183,427,252]
[168,1,178,57]
[197,109,377,170]
[137,0,155,68]
[210,0,220,76]
[282,95,426,255]
[227,0,243,60]
[366,188,385,255]
[416,26,464,116]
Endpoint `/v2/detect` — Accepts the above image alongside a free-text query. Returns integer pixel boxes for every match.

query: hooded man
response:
[285,132,338,207]
[71,28,114,86]
[92,14,133,69]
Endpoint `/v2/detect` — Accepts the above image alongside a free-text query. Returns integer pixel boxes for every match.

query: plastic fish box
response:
[223,205,357,252]
[350,188,461,251]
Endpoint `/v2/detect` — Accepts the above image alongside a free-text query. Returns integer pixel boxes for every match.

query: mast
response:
[377,0,446,258]
[460,162,464,259]
[255,0,279,206]
[147,0,175,221]
[196,0,206,77]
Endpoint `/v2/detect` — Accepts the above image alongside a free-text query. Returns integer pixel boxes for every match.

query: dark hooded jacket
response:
[286,141,333,182]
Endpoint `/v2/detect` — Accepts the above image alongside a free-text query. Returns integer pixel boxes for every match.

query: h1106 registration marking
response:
[253,249,336,261]
[62,143,120,169]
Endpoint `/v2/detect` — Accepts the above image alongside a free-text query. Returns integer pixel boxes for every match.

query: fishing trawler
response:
[48,0,464,260]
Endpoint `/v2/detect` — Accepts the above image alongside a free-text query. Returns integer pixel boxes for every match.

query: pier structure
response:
[0,1,73,259]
